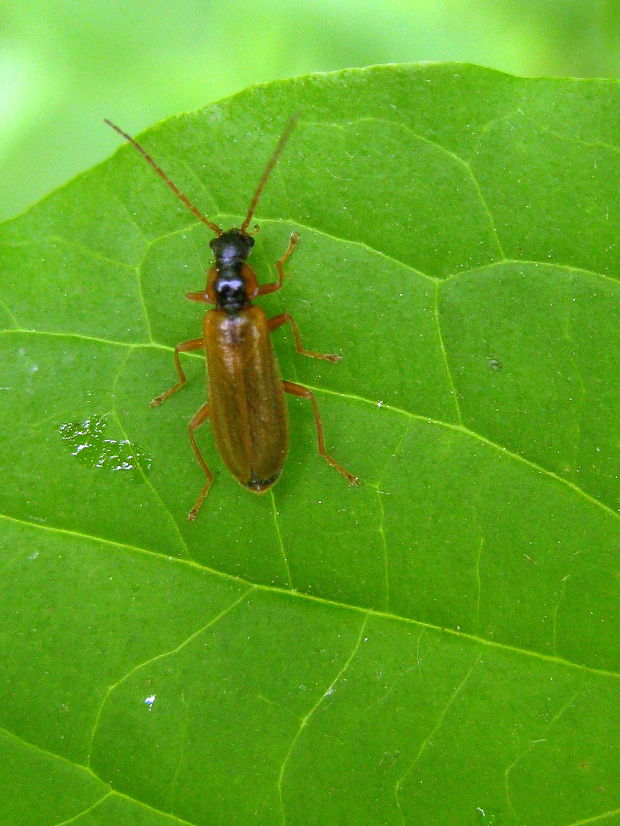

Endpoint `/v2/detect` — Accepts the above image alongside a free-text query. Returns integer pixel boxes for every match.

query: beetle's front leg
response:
[257,232,300,296]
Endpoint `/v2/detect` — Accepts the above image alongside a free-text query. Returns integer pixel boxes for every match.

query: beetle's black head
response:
[210,228,254,266]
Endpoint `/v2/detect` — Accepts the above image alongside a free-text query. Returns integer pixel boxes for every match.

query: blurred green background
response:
[1,0,618,222]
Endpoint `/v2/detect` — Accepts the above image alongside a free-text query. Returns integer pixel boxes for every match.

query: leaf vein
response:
[1,511,619,679]
[434,280,462,424]
[277,615,369,825]
[51,792,113,826]
[504,691,579,823]
[270,491,293,588]
[86,588,253,768]
[394,653,482,822]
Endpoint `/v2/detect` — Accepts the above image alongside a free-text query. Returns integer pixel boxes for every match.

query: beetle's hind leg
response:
[150,338,204,407]
[283,380,360,487]
[187,402,213,520]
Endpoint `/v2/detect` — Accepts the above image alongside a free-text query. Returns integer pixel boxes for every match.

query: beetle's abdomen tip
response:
[244,472,280,493]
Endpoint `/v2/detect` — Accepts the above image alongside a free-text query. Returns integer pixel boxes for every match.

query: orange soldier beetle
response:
[105,117,360,519]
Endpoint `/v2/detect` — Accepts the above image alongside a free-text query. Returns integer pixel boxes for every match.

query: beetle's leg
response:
[283,380,360,487]
[150,338,204,407]
[187,402,213,520]
[268,313,341,363]
[257,232,300,295]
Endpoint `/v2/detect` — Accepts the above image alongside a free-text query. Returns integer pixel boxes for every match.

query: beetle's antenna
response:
[104,119,223,236]
[240,115,299,233]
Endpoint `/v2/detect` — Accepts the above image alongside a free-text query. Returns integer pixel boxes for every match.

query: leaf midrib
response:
[2,510,618,680]
[2,317,619,521]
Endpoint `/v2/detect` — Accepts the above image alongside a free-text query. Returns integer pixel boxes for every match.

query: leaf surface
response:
[1,64,619,825]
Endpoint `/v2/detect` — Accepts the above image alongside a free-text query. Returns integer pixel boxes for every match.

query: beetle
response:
[105,116,360,519]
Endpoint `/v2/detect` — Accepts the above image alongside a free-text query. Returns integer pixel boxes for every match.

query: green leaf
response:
[1,64,619,825]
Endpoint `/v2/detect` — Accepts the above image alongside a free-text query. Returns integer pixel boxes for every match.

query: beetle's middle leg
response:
[187,402,213,521]
[150,338,204,407]
[268,313,341,363]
